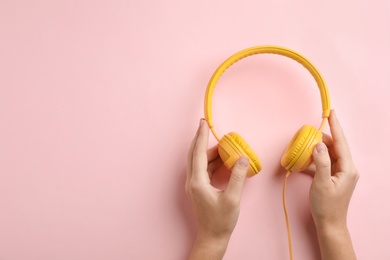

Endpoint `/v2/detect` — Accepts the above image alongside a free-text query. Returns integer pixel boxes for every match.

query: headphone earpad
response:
[218,132,262,177]
[281,125,323,172]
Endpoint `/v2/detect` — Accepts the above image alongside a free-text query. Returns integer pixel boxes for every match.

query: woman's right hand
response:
[309,110,359,260]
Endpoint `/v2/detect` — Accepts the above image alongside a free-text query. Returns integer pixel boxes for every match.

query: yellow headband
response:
[204,45,331,141]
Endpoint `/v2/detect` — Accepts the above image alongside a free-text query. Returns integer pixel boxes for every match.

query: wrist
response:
[315,219,349,237]
[312,212,348,231]
[314,219,356,260]
[188,232,231,260]
[195,231,231,251]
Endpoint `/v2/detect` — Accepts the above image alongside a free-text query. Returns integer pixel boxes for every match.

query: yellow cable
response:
[283,170,293,260]
[283,118,327,260]
[319,118,327,132]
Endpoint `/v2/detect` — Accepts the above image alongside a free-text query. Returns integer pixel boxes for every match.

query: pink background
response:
[1,1,389,259]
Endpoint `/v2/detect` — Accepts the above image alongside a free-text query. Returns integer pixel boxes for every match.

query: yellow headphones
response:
[204,46,331,177]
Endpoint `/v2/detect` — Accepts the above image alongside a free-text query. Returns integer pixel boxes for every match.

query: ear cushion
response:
[281,125,323,172]
[218,132,262,177]
[228,133,262,171]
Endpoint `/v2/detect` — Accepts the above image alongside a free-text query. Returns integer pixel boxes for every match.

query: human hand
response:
[308,110,358,260]
[309,110,359,228]
[186,119,250,259]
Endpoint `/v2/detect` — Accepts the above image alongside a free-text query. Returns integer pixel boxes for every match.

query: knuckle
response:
[351,168,360,182]
[317,157,331,168]
[230,170,245,183]
[185,182,190,195]
[188,181,203,194]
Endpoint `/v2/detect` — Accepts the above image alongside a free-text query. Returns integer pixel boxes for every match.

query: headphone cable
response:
[283,170,293,260]
[283,117,327,260]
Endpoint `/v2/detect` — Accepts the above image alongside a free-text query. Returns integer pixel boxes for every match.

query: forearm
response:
[315,222,356,260]
[187,234,230,260]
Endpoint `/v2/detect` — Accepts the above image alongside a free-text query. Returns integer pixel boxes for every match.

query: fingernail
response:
[199,118,203,127]
[330,109,337,120]
[239,157,249,167]
[316,142,327,154]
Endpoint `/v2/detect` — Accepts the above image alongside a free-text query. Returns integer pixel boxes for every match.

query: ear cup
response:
[281,125,323,172]
[218,132,262,177]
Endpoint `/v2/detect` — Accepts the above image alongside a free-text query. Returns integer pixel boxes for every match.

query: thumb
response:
[312,142,332,183]
[226,157,249,198]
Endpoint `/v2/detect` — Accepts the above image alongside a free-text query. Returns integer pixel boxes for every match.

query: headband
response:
[204,45,331,141]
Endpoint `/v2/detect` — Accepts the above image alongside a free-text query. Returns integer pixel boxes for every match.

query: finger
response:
[192,119,211,182]
[322,133,333,147]
[207,145,219,163]
[302,163,316,176]
[312,142,332,183]
[225,157,249,198]
[207,157,223,178]
[329,110,353,163]
[187,121,201,180]
[302,133,337,177]
[322,133,337,162]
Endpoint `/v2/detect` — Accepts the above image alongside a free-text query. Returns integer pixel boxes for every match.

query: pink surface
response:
[0,1,389,259]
